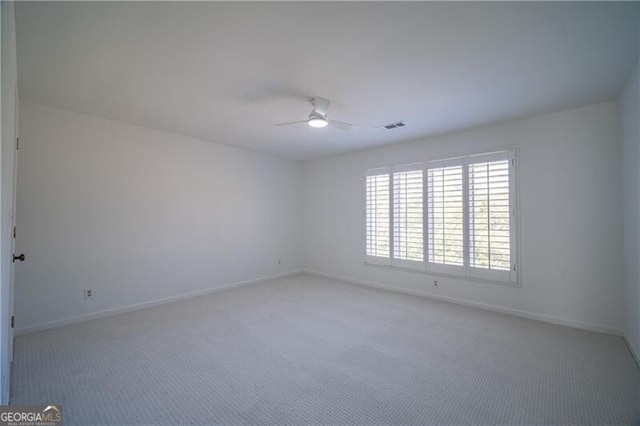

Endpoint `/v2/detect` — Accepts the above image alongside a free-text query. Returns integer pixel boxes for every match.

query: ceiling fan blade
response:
[328,119,358,132]
[273,120,308,127]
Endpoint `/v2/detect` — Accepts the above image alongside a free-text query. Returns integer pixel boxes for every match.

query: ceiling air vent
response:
[383,121,406,130]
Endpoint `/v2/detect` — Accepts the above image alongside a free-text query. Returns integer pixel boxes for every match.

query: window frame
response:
[465,150,518,284]
[364,147,519,287]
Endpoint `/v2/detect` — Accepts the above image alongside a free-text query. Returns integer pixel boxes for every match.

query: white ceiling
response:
[15,2,640,160]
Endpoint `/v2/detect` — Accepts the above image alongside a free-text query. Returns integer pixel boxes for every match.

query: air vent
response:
[383,121,406,130]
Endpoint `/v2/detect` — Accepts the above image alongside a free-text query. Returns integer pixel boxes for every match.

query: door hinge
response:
[10,316,14,329]
[13,226,16,239]
[16,138,19,150]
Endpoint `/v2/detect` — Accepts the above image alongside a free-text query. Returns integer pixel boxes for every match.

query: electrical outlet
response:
[433,280,439,287]
[84,289,94,300]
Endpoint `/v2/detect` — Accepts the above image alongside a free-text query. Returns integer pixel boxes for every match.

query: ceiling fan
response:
[274,97,358,132]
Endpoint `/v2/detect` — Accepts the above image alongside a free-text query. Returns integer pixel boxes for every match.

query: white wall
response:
[303,102,623,333]
[13,91,632,347]
[621,56,640,358]
[15,102,302,333]
[0,1,18,404]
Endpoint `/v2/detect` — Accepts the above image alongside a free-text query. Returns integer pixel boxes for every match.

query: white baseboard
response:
[15,270,302,336]
[303,270,624,337]
[623,332,640,366]
[17,268,626,340]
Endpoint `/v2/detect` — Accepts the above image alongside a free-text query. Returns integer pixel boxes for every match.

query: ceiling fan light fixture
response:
[274,98,356,131]
[308,117,328,128]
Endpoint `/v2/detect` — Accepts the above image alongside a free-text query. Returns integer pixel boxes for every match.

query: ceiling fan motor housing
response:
[309,111,326,120]
[308,112,328,128]
[310,97,330,116]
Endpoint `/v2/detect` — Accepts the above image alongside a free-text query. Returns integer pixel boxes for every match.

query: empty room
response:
[0,1,639,425]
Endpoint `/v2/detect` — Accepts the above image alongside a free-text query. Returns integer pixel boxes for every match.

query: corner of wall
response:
[625,332,640,367]
[620,51,640,356]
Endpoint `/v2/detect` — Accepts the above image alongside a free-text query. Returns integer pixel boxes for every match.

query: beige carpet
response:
[10,274,640,425]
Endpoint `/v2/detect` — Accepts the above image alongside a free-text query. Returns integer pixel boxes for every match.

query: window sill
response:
[364,261,520,288]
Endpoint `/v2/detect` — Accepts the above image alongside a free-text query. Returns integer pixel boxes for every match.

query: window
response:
[365,165,424,267]
[468,155,511,271]
[365,169,390,263]
[364,148,518,285]
[466,152,515,282]
[392,166,423,267]
[427,162,464,269]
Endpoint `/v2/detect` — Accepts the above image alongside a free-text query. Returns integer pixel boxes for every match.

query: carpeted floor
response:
[10,274,640,425]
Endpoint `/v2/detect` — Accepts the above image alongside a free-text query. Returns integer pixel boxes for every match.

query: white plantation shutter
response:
[365,169,391,264]
[364,148,518,285]
[392,166,424,268]
[427,161,464,269]
[469,159,510,269]
[468,151,516,282]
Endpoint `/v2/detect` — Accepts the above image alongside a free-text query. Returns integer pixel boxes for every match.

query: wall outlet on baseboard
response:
[84,289,95,300]
[433,280,439,287]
